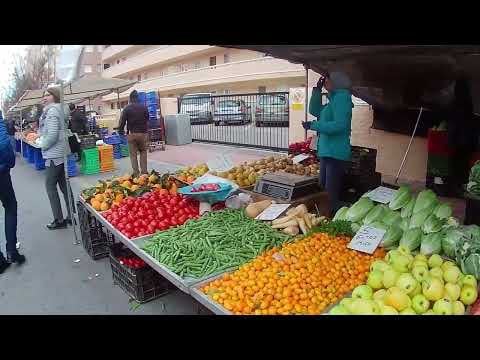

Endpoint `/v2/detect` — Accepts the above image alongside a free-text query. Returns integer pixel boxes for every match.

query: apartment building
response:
[74,45,105,113]
[100,45,306,110]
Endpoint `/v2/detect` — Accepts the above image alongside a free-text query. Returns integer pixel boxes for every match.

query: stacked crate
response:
[80,148,100,175]
[67,154,78,177]
[98,145,114,173]
[341,146,381,204]
[426,129,452,196]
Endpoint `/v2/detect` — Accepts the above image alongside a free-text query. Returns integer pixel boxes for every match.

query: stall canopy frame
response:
[7,75,137,113]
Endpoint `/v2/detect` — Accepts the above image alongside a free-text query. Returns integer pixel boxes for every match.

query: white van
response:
[179,93,214,124]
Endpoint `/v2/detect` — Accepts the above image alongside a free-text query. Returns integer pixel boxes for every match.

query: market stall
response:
[75,152,480,315]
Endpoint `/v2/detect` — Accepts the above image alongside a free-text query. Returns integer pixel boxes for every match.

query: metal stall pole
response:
[59,83,80,244]
[304,65,310,140]
[19,109,23,157]
[395,106,424,184]
[88,98,92,113]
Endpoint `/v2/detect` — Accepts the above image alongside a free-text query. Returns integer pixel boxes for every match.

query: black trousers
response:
[319,157,347,217]
[45,161,75,222]
[0,171,17,259]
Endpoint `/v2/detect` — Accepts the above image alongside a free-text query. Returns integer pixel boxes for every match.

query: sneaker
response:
[46,219,67,230]
[0,258,10,274]
[7,252,26,265]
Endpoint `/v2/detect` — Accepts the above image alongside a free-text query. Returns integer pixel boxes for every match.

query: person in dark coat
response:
[0,114,26,274]
[447,77,479,196]
[69,103,89,135]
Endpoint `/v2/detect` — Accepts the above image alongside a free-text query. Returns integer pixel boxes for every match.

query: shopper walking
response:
[38,86,74,230]
[303,72,354,216]
[117,90,149,177]
[0,115,26,274]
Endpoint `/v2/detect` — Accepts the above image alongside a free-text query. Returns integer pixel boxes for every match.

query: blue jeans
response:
[0,171,17,260]
[319,157,347,216]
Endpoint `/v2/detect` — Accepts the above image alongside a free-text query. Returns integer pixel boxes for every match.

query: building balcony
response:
[102,45,215,78]
[102,56,305,101]
[102,45,137,62]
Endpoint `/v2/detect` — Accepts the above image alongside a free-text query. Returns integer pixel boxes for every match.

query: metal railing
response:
[177,92,289,151]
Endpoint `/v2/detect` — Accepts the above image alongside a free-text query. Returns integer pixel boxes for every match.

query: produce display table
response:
[78,197,216,294]
[190,275,232,315]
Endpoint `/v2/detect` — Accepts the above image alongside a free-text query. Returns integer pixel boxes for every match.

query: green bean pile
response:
[142,209,290,279]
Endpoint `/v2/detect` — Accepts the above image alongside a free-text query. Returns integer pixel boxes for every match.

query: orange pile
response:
[202,233,386,315]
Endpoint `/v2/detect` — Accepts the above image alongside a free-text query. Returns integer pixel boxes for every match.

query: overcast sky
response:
[0,45,28,101]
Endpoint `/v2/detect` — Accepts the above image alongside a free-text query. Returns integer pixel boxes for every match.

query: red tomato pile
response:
[118,256,146,269]
[103,192,200,239]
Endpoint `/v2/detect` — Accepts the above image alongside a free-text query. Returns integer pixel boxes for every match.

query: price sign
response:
[348,225,386,254]
[292,154,310,164]
[366,186,398,204]
[256,204,291,221]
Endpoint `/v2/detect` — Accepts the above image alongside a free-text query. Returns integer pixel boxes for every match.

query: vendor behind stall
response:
[303,72,354,216]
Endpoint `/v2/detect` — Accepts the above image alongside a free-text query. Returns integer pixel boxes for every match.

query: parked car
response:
[179,93,214,124]
[214,100,252,126]
[255,94,289,127]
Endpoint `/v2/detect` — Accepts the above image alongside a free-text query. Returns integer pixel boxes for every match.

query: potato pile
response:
[211,155,320,188]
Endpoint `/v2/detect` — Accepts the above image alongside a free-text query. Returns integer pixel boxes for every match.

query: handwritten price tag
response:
[292,154,310,164]
[348,225,386,254]
[256,204,291,221]
[366,186,398,204]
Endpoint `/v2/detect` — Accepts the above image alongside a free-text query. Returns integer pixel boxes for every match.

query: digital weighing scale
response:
[253,172,320,201]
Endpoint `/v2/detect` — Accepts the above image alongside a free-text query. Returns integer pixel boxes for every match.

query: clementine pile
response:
[202,232,385,315]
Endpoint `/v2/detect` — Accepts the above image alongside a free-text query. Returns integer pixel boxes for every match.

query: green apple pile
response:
[329,245,478,315]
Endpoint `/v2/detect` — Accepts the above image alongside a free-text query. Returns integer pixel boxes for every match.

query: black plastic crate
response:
[346,146,377,176]
[465,193,480,225]
[77,201,114,260]
[109,243,172,303]
[79,135,98,150]
[341,171,382,204]
[425,175,451,197]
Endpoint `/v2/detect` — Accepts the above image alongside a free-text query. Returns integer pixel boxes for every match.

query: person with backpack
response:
[0,113,26,274]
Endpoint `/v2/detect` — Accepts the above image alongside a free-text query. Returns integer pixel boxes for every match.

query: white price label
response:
[292,154,310,164]
[206,153,234,172]
[256,204,291,221]
[367,186,398,204]
[348,225,386,254]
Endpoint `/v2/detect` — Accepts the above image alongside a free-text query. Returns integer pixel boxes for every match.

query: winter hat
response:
[46,86,61,103]
[328,72,352,90]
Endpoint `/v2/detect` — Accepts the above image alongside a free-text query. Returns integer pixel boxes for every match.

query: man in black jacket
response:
[117,90,149,177]
[69,104,88,135]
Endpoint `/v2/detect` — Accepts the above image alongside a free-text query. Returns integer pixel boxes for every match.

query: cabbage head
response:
[345,197,374,223]
[420,232,442,256]
[399,228,423,251]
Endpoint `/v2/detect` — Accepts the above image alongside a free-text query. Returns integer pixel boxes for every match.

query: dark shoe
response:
[47,219,67,230]
[0,258,10,274]
[7,252,26,265]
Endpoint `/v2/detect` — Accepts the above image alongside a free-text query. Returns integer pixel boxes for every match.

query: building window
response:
[96,64,102,72]
[122,57,127,62]
[116,59,120,65]
[98,106,102,112]
[209,56,216,66]
[110,103,114,110]
[84,65,92,73]
[85,45,94,53]
[194,62,201,69]
[104,63,110,70]
[137,74,141,81]
[224,53,230,63]
[143,72,148,79]
[258,86,266,93]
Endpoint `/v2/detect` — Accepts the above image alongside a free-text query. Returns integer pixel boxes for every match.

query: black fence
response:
[177,92,290,151]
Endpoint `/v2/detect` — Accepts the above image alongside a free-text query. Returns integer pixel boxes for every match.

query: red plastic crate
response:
[427,129,453,157]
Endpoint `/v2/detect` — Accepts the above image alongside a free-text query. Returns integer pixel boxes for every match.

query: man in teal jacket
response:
[303,72,353,216]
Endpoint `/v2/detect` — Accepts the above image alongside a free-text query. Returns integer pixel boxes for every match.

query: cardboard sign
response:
[367,186,398,204]
[256,204,291,221]
[292,154,310,164]
[348,225,386,254]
